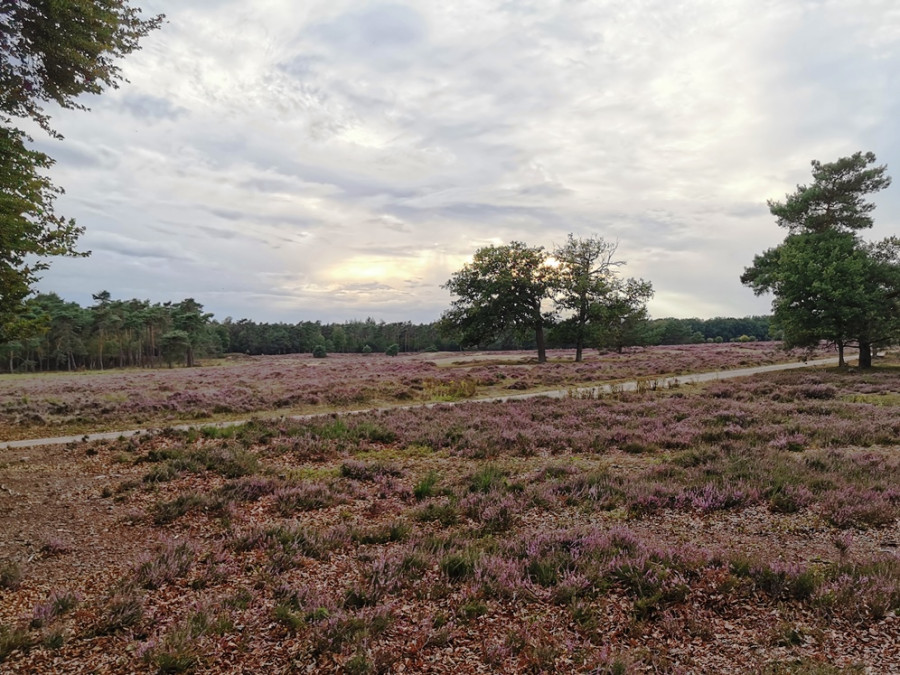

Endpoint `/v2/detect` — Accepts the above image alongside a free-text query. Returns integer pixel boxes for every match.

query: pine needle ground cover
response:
[1,361,897,672]
[0,343,832,441]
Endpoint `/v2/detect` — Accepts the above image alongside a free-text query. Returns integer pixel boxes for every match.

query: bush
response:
[385,344,399,357]
[312,345,327,358]
[0,560,22,590]
[361,345,372,354]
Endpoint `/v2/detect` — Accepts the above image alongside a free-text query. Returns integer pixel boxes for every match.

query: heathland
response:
[0,344,898,673]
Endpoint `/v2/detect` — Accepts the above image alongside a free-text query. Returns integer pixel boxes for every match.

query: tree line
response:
[0,288,775,374]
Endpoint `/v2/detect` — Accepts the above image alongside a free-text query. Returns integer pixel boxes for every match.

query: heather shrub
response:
[262,522,330,560]
[30,589,80,628]
[414,499,459,527]
[218,475,279,502]
[340,460,402,482]
[40,538,72,556]
[460,490,517,533]
[814,557,900,621]
[203,444,260,478]
[820,487,897,529]
[94,587,145,634]
[351,520,411,546]
[275,481,341,514]
[751,561,817,601]
[143,623,201,673]
[554,470,624,510]
[152,492,207,525]
[134,538,196,589]
[0,560,22,590]
[0,624,33,663]
[474,555,532,600]
[308,605,393,655]
[768,485,814,514]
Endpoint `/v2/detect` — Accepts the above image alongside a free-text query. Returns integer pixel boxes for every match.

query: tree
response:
[442,241,555,363]
[0,1,163,337]
[552,235,619,362]
[171,298,212,367]
[594,277,654,353]
[552,235,653,360]
[741,152,898,368]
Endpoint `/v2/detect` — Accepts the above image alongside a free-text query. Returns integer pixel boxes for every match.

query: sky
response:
[32,0,900,324]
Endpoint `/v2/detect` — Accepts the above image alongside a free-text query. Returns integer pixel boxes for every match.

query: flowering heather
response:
[133,537,196,589]
[0,343,834,438]
[2,354,900,673]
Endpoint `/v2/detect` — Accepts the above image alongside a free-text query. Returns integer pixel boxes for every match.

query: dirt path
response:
[0,356,841,450]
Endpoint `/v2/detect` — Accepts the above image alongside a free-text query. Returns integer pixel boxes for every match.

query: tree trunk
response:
[535,325,547,363]
[858,342,873,369]
[575,338,583,363]
[837,341,845,368]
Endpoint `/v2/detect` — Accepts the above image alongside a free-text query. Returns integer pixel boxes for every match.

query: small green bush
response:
[414,471,440,500]
[312,345,327,358]
[361,345,372,354]
[385,344,399,357]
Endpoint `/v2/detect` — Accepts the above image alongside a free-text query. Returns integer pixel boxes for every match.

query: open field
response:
[1,355,897,673]
[0,343,837,442]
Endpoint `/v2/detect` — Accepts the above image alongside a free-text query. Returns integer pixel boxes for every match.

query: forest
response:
[0,290,773,373]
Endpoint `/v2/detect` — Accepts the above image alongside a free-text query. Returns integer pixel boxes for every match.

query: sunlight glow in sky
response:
[34,0,900,323]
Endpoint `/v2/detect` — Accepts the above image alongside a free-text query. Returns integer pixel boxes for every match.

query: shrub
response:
[415,500,459,527]
[275,482,340,514]
[340,460,402,482]
[312,345,327,358]
[152,492,207,525]
[0,624,33,663]
[413,470,440,500]
[0,560,22,590]
[361,345,372,354]
[820,487,896,529]
[94,588,144,634]
[30,589,80,628]
[134,538,196,589]
[143,624,200,673]
[385,344,399,357]
[440,551,478,581]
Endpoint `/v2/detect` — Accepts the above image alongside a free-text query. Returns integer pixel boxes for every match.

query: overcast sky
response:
[33,0,900,324]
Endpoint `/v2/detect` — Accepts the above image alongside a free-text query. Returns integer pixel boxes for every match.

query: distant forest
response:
[0,292,773,373]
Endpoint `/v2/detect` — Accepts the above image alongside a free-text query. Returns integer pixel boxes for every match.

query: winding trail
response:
[0,356,841,450]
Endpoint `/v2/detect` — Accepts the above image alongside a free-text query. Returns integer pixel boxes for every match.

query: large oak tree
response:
[441,241,555,363]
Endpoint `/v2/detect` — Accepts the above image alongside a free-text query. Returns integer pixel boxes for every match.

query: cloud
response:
[31,0,900,324]
[119,93,189,120]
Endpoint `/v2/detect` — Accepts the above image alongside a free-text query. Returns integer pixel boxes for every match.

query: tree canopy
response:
[441,236,653,362]
[0,0,163,340]
[441,241,555,362]
[742,152,898,367]
[552,235,653,360]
